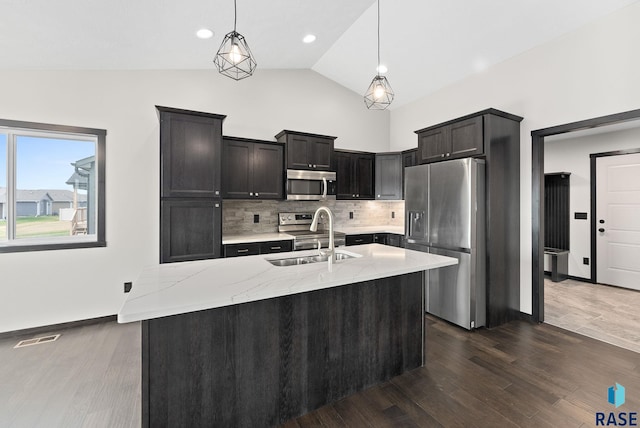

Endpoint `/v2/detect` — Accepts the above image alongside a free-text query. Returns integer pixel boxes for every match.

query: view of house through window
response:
[0,124,103,249]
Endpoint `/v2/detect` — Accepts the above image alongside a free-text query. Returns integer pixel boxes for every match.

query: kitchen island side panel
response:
[142,272,424,427]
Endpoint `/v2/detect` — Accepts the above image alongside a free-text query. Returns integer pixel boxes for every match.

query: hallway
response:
[544,277,640,353]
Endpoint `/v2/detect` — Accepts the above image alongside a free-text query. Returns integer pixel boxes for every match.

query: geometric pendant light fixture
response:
[364,0,394,109]
[214,0,257,80]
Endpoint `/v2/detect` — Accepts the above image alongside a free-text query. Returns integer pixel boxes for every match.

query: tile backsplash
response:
[223,200,404,235]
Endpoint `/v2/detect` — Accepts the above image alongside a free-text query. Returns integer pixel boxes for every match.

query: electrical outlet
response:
[583,257,589,265]
[124,282,132,293]
[392,211,395,219]
[254,214,259,223]
[349,212,353,219]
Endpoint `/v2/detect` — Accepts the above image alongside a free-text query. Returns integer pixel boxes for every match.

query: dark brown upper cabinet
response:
[275,130,336,171]
[222,137,284,200]
[416,115,483,164]
[158,106,226,198]
[335,150,375,200]
[375,153,403,200]
[402,148,417,169]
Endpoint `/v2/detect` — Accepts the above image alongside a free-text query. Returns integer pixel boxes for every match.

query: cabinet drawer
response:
[346,234,374,246]
[260,240,293,254]
[224,243,260,257]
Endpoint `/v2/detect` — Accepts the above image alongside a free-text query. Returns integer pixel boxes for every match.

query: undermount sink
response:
[266,250,360,267]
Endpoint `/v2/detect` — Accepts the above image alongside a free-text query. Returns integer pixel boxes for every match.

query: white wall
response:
[544,126,640,279]
[389,2,640,314]
[0,69,389,333]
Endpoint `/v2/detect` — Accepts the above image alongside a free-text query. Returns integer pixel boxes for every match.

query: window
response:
[0,119,105,252]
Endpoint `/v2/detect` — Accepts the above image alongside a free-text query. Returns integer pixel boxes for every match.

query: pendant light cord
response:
[377,0,380,77]
[234,0,237,32]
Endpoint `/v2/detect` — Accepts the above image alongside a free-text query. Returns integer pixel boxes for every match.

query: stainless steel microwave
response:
[286,170,337,201]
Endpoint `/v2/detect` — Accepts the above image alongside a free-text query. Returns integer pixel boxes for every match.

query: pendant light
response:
[364,0,394,109]
[214,0,257,81]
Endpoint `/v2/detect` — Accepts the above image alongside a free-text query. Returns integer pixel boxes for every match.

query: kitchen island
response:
[118,244,457,427]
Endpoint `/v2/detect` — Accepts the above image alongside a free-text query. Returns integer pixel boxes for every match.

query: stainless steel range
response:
[278,212,346,250]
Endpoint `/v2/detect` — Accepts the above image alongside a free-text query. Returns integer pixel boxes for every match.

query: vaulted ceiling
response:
[1,0,637,108]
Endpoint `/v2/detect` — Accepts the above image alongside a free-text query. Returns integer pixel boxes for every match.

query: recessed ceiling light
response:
[376,64,388,74]
[303,34,316,44]
[197,28,214,39]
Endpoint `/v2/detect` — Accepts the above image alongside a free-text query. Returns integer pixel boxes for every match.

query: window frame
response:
[0,118,106,253]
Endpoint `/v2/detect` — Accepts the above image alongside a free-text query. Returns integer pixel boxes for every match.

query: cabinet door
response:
[287,134,311,169]
[355,154,375,199]
[402,149,417,168]
[222,140,253,199]
[160,112,222,198]
[375,154,402,200]
[387,234,402,248]
[335,151,355,199]
[252,143,284,199]
[373,233,389,245]
[449,116,483,159]
[161,199,222,263]
[309,138,334,171]
[417,127,448,164]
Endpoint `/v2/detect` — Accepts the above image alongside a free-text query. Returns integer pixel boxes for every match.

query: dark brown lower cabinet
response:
[160,199,222,263]
[141,272,423,427]
[224,240,293,257]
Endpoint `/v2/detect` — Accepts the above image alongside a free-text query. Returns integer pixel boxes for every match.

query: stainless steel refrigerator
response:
[404,158,486,330]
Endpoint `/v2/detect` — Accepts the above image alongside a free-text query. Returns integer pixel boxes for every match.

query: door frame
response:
[531,108,640,323]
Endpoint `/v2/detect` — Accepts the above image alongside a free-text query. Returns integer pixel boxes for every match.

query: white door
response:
[596,152,640,290]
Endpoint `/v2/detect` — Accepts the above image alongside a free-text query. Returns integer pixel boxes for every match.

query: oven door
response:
[286,170,336,201]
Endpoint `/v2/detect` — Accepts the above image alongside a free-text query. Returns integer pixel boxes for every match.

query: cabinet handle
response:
[377,194,381,197]
[313,164,317,168]
[352,194,355,197]
[237,249,249,253]
[355,239,363,243]
[271,246,281,250]
[249,192,254,196]
[308,164,312,167]
[446,153,451,157]
[441,154,445,158]
[356,194,359,197]
[255,193,259,197]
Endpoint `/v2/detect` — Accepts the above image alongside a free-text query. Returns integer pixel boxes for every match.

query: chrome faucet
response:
[310,206,335,264]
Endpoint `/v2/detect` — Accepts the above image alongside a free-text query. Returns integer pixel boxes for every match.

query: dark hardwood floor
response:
[284,316,640,427]
[1,315,638,427]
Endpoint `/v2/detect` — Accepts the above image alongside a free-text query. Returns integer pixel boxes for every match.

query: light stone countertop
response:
[117,244,456,323]
[337,225,405,235]
[222,232,295,245]
[222,226,405,245]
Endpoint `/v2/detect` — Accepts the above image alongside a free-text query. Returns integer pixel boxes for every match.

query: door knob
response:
[599,219,605,224]
[598,228,605,233]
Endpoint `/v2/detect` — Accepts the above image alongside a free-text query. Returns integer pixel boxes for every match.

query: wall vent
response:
[14,334,60,349]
